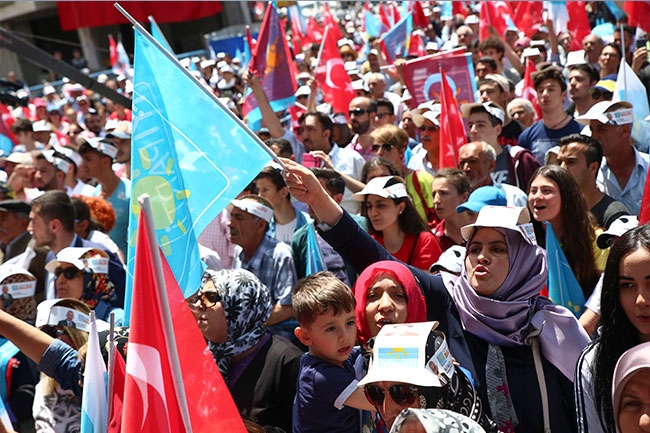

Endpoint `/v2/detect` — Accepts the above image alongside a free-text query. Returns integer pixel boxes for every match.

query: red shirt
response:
[373,231,442,271]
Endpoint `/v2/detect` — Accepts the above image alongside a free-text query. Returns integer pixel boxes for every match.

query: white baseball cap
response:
[353,176,408,201]
[460,101,505,125]
[45,247,110,275]
[461,206,536,244]
[575,101,634,126]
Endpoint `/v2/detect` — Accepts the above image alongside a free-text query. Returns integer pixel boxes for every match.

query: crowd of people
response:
[0,1,649,432]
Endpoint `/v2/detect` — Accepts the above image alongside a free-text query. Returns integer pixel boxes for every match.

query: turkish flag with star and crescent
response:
[121,201,246,433]
[314,27,356,117]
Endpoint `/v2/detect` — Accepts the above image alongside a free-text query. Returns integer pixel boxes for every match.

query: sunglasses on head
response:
[418,125,439,132]
[54,266,80,280]
[349,108,368,117]
[372,143,395,153]
[186,290,222,309]
[364,383,419,407]
[590,90,612,100]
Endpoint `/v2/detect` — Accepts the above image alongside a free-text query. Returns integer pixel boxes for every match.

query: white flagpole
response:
[139,194,193,433]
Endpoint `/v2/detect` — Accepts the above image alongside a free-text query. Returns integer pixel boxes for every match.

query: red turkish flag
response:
[121,204,246,433]
[315,27,356,117]
[513,2,544,38]
[411,1,429,29]
[624,1,650,33]
[439,68,466,168]
[639,170,650,224]
[521,59,542,119]
[323,3,343,43]
[566,2,591,51]
[108,35,118,70]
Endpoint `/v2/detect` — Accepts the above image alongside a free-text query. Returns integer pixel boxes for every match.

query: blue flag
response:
[149,16,173,53]
[305,223,326,276]
[365,10,388,37]
[381,12,413,62]
[545,221,586,318]
[124,26,273,324]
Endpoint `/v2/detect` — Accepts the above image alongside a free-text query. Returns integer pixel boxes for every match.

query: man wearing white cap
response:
[78,137,131,254]
[576,101,649,215]
[407,103,442,176]
[461,101,539,190]
[229,195,298,336]
[105,121,132,179]
[32,151,69,193]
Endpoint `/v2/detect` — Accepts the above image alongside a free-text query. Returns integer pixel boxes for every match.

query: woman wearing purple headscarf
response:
[450,206,590,433]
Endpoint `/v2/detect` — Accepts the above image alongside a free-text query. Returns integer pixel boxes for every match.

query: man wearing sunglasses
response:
[348,96,378,161]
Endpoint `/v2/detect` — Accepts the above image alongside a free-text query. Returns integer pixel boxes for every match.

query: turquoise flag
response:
[305,223,326,276]
[124,26,273,324]
[545,221,586,318]
[149,16,173,53]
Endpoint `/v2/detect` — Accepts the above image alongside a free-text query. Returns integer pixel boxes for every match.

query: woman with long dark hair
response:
[528,165,605,299]
[575,225,650,433]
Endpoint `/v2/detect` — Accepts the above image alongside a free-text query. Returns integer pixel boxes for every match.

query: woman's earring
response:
[419,394,427,409]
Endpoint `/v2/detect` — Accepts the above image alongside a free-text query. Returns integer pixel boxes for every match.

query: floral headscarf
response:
[202,269,273,379]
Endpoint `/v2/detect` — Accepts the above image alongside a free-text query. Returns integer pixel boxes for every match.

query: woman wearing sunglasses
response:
[45,246,123,325]
[370,125,437,228]
[354,176,442,271]
[280,159,591,433]
[358,322,495,432]
[188,269,303,432]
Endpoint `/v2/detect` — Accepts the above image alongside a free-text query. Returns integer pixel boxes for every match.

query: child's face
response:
[301,310,357,367]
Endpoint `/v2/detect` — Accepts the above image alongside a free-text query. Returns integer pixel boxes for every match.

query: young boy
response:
[292,272,374,433]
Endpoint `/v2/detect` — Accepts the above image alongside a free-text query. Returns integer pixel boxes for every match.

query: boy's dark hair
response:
[266,138,293,158]
[532,66,567,92]
[557,133,603,168]
[375,98,394,115]
[32,190,75,232]
[478,37,505,55]
[568,63,600,84]
[10,118,33,134]
[476,57,498,71]
[292,271,355,327]
[312,168,345,196]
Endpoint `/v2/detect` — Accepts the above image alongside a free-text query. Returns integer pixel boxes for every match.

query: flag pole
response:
[315,26,330,71]
[106,312,115,424]
[619,24,627,102]
[113,2,284,170]
[139,194,194,433]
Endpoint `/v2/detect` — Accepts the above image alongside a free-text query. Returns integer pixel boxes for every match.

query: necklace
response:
[545,114,570,130]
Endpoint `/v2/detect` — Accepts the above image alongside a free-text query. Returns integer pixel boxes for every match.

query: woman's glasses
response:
[364,383,419,407]
[54,266,80,280]
[186,290,222,309]
[372,143,395,153]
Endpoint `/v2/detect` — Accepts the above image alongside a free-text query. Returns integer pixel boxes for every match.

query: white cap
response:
[295,85,311,97]
[597,215,639,249]
[35,299,93,332]
[461,206,536,244]
[351,80,369,92]
[201,59,216,69]
[43,150,71,174]
[45,247,110,275]
[565,50,588,68]
[358,322,453,388]
[106,121,132,139]
[575,101,634,126]
[465,15,480,25]
[483,73,509,93]
[353,176,408,201]
[43,85,56,96]
[32,120,52,133]
[425,41,439,51]
[1,152,33,166]
[81,137,118,159]
[0,264,36,299]
[52,145,82,168]
[231,198,274,222]
[411,103,442,128]
[522,47,542,58]
[429,246,466,274]
[460,101,505,125]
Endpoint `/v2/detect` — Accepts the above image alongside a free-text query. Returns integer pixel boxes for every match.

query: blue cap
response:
[456,186,507,213]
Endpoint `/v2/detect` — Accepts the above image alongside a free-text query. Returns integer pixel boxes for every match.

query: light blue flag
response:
[614,60,650,152]
[365,10,387,38]
[148,16,173,54]
[80,312,107,433]
[305,223,326,276]
[0,397,11,432]
[545,221,585,318]
[124,26,274,324]
[381,12,413,62]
